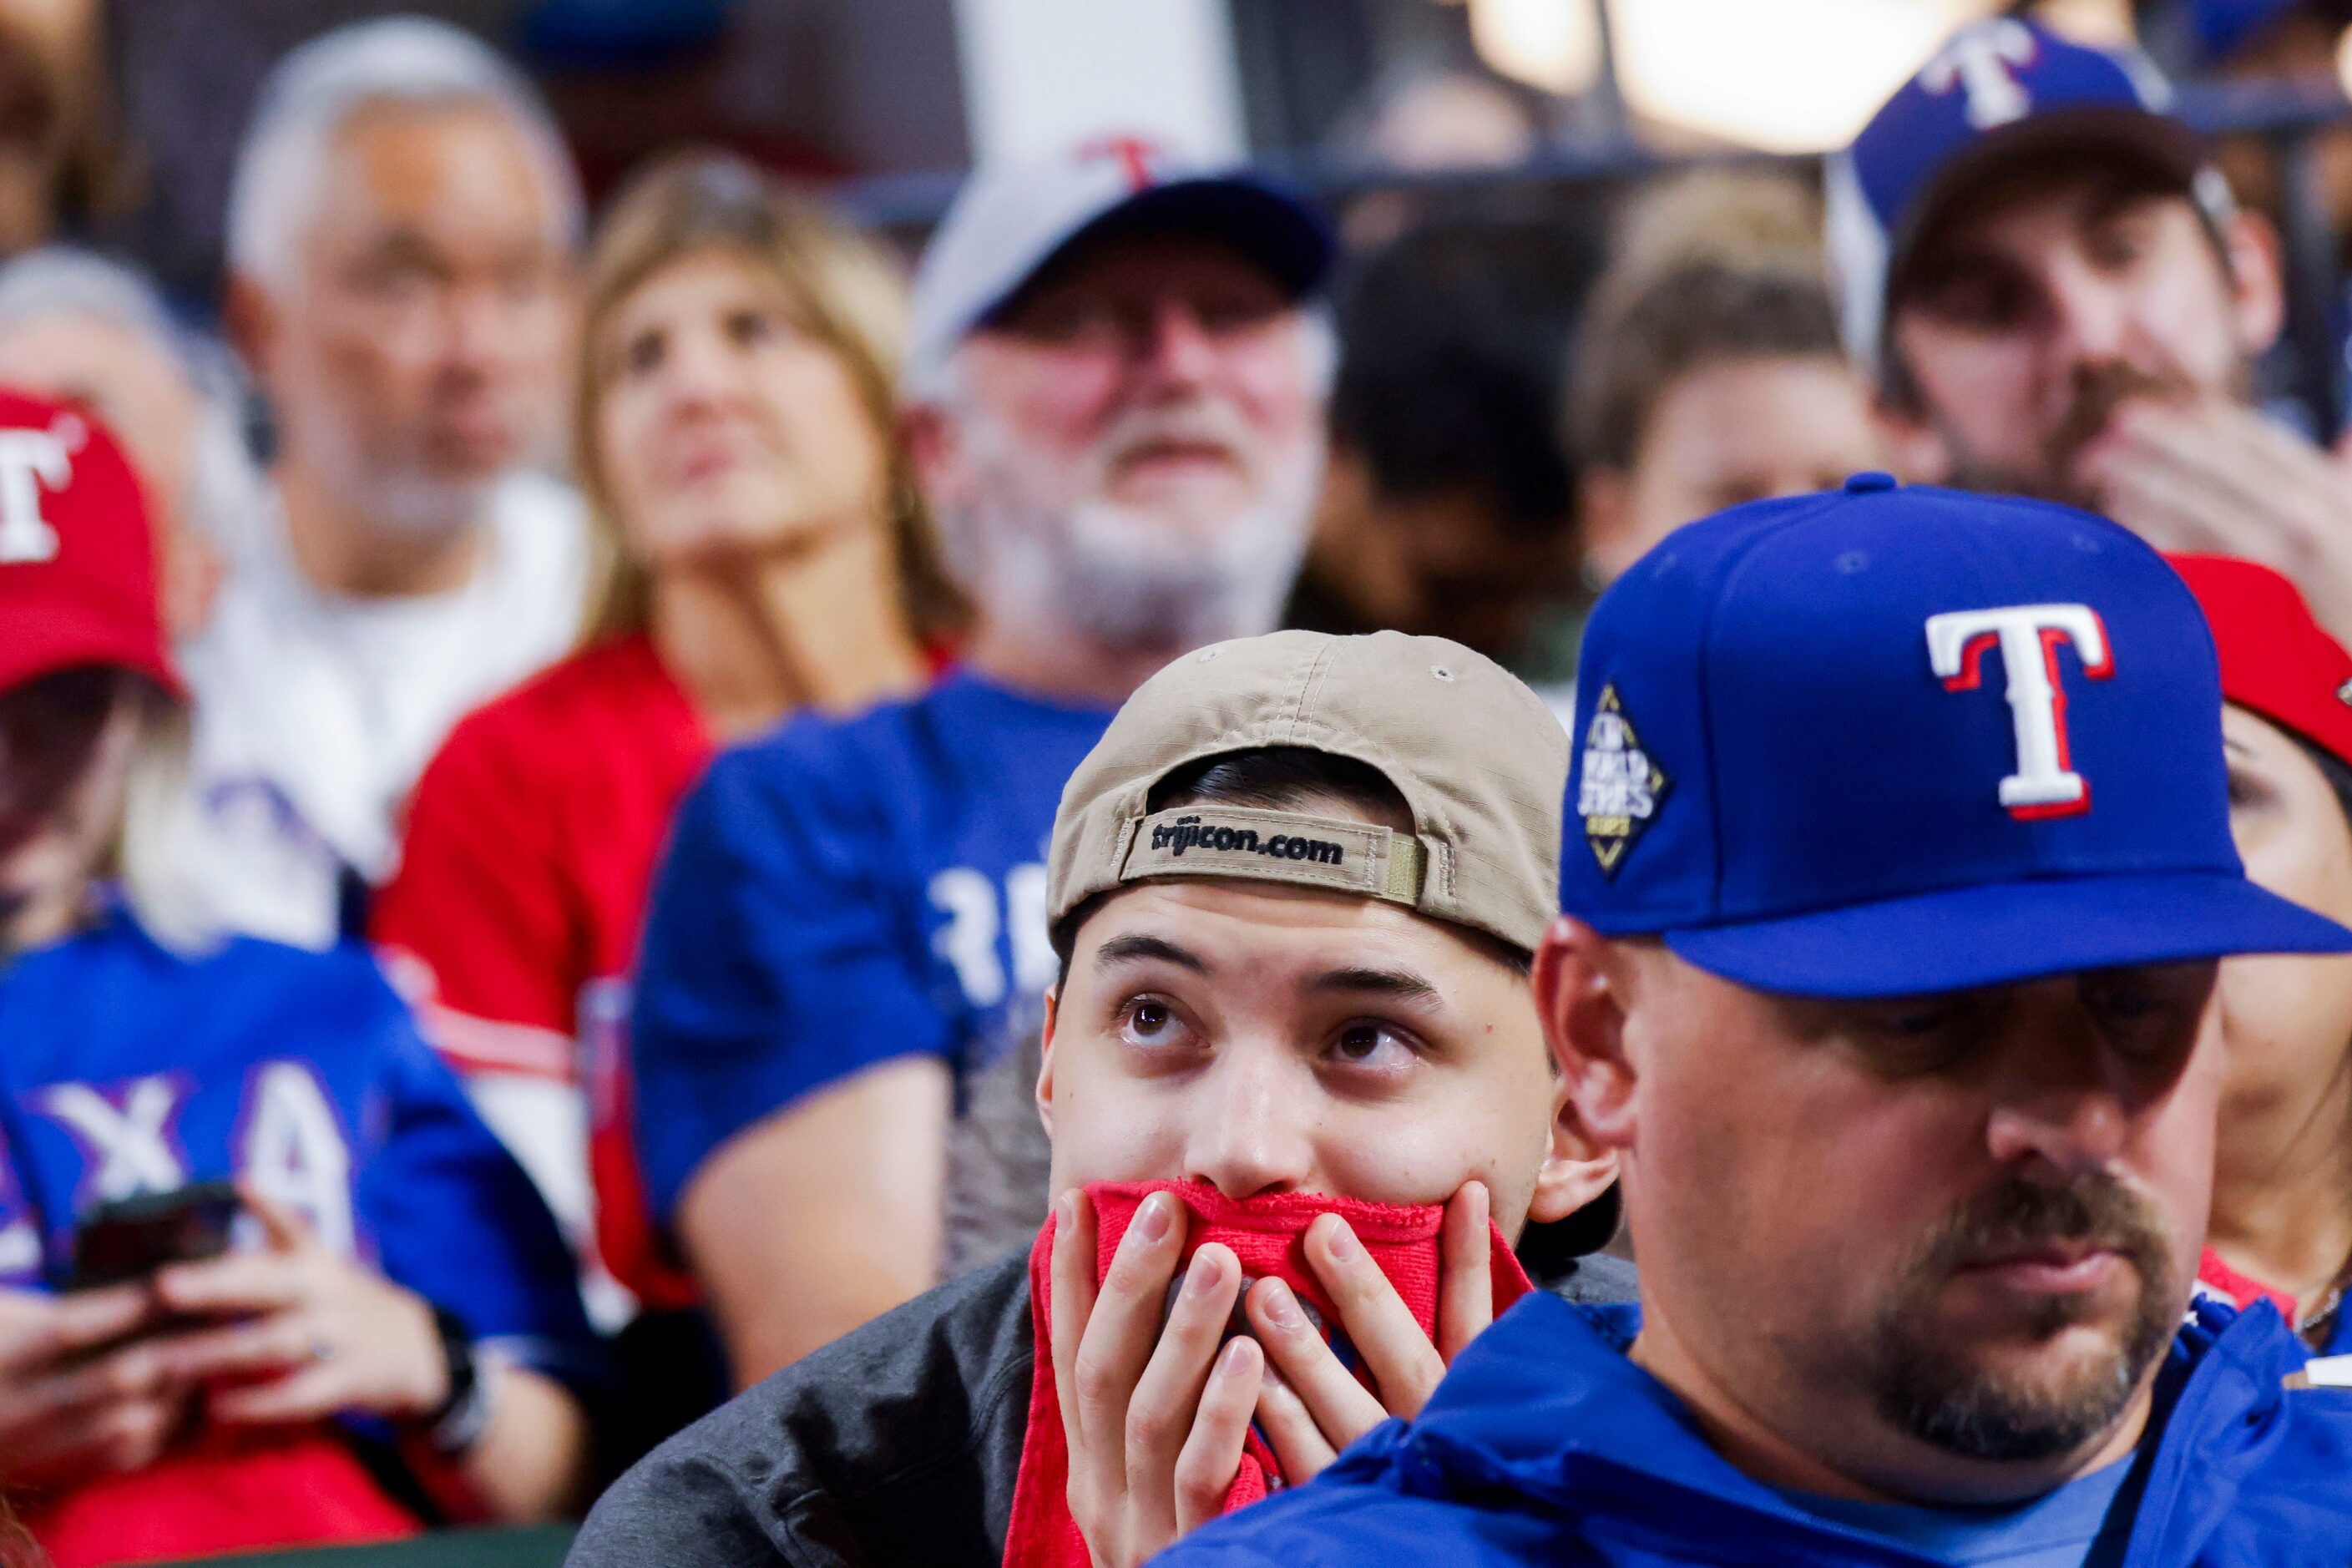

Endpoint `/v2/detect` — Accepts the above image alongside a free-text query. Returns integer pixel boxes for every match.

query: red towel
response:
[1002,1180,1532,1567]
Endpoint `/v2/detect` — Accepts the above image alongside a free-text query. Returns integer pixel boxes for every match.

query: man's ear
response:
[2220,206,2286,360]
[1531,916,1640,1151]
[1576,466,1634,585]
[1870,366,1956,486]
[1527,1074,1621,1226]
[899,402,961,517]
[222,272,281,387]
[1035,984,1059,1139]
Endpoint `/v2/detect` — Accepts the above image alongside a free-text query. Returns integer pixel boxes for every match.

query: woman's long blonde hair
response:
[574,150,964,645]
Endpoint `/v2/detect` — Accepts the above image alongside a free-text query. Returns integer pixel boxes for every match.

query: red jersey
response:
[374,633,711,1309]
[2197,1246,2299,1321]
[30,1439,421,1566]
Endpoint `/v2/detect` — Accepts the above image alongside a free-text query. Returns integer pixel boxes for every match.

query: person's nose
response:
[1182,1047,1315,1202]
[437,282,515,377]
[656,326,736,415]
[1982,1023,2132,1179]
[2044,254,2134,368]
[1132,298,1221,395]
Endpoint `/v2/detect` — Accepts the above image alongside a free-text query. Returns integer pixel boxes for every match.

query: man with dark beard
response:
[630,139,1333,1386]
[1827,17,2352,645]
[1156,477,2352,1566]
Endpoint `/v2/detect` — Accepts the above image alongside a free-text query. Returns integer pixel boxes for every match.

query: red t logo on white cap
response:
[0,427,69,565]
[1927,604,2113,819]
[1075,134,1164,193]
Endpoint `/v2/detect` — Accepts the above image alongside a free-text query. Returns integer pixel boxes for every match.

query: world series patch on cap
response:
[1560,472,2352,998]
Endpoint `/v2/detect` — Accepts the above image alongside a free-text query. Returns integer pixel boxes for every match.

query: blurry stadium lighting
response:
[2337,22,2352,100]
[1467,0,1603,98]
[1609,0,1987,152]
[2030,0,2135,48]
[1454,0,2147,154]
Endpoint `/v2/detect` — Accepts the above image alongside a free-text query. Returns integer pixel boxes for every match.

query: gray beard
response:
[980,497,1310,653]
[946,432,1321,658]
[287,404,499,542]
[341,466,498,541]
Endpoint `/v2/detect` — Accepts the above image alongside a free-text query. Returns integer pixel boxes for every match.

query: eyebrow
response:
[1092,934,1210,975]
[1305,967,1440,1004]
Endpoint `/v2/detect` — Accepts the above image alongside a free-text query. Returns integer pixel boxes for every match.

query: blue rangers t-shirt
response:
[0,911,595,1379]
[630,671,1113,1247]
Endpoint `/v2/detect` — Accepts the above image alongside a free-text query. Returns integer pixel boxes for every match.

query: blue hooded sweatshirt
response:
[1156,1292,2352,1567]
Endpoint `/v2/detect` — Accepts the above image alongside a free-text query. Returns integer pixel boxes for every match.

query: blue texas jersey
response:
[631,670,1112,1222]
[0,913,594,1378]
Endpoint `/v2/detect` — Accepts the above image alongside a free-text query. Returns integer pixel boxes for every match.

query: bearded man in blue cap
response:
[1828,16,2352,643]
[1154,473,2352,1566]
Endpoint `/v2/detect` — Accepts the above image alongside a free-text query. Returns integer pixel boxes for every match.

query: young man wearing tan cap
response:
[571,630,1625,1568]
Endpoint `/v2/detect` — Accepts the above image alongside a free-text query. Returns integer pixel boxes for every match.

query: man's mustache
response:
[2046,359,2200,474]
[1912,1172,2172,1287]
[1092,402,1257,479]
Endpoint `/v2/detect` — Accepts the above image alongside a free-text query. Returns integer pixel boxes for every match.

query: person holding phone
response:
[0,391,598,1565]
[572,629,1627,1568]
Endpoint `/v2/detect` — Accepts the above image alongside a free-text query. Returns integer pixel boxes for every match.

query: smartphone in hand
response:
[66,1181,242,1292]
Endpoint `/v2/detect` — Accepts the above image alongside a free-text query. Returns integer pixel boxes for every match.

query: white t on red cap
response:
[0,388,181,701]
[905,135,1333,388]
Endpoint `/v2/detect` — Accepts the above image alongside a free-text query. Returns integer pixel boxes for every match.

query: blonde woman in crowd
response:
[372,149,957,1466]
[0,391,594,1565]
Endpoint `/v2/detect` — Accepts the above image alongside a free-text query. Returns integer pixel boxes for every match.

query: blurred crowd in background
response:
[3,0,2352,1562]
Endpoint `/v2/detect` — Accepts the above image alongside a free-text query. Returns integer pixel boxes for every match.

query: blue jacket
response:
[1157,1292,2352,1567]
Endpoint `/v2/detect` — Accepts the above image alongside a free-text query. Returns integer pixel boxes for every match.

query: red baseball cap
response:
[2168,553,2352,771]
[0,389,181,701]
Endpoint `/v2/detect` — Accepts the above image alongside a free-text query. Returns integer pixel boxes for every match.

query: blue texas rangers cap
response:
[1560,472,2352,999]
[1826,17,2231,368]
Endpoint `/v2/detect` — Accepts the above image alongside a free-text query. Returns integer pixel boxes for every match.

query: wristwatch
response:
[422,1304,491,1455]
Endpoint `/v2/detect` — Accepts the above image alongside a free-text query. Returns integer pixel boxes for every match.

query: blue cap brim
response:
[986,175,1334,324]
[1663,872,2352,999]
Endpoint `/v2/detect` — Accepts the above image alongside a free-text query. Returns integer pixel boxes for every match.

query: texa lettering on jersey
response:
[0,914,599,1383]
[2,1065,359,1289]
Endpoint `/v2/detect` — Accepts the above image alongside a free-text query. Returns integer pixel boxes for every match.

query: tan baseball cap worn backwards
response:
[1047,630,1570,954]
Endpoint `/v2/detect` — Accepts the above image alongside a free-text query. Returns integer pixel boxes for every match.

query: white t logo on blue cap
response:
[1920,19,2038,130]
[1927,604,2113,820]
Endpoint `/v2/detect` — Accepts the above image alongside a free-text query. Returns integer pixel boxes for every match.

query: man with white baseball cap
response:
[1828,17,2352,643]
[630,139,1337,1385]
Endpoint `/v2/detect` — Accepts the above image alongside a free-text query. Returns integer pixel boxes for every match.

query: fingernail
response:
[1185,1250,1225,1297]
[1323,1217,1362,1263]
[1055,1190,1075,1229]
[1137,1192,1174,1242]
[1216,1338,1252,1377]
[1260,1278,1304,1328]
